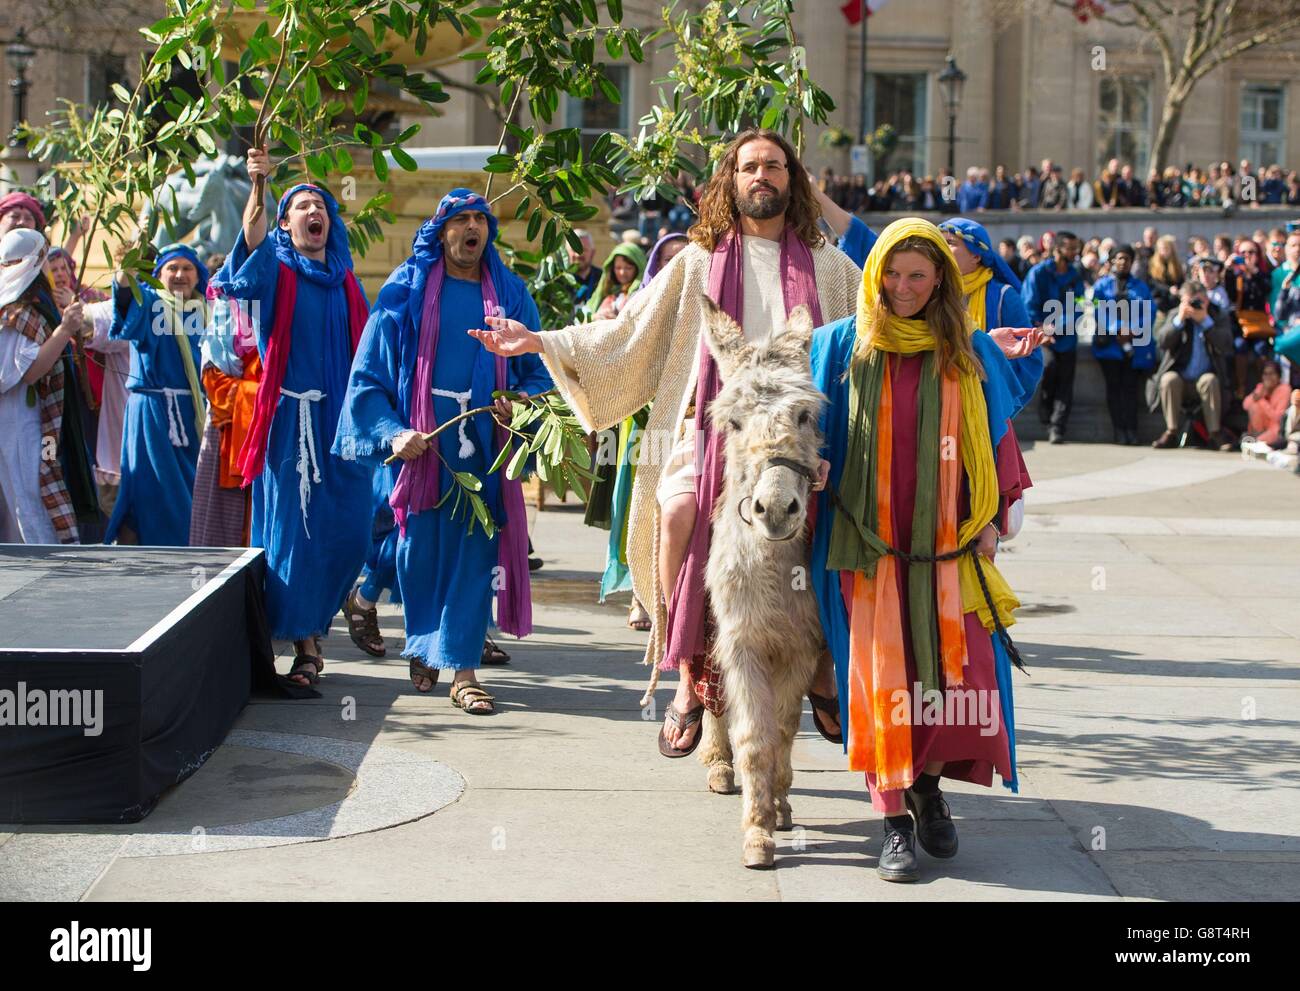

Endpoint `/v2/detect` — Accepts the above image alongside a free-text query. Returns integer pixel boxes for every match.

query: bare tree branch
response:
[1193,12,1300,81]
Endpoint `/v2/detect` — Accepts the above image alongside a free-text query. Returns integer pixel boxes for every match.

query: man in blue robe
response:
[334,189,551,715]
[105,243,208,546]
[212,148,372,685]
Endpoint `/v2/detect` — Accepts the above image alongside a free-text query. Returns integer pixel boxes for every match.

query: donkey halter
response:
[737,456,819,539]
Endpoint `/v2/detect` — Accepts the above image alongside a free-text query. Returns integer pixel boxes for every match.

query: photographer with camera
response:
[1149,281,1235,451]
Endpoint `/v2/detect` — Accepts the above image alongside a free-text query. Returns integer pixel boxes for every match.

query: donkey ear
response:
[701,294,752,378]
[766,304,815,369]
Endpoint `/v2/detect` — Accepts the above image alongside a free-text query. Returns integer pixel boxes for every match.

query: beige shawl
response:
[539,239,862,668]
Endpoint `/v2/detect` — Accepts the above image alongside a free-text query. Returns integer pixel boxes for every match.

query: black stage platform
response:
[0,545,269,824]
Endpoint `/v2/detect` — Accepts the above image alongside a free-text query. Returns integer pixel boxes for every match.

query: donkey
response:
[696,298,828,869]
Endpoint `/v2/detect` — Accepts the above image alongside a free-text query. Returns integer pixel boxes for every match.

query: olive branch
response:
[384,388,600,538]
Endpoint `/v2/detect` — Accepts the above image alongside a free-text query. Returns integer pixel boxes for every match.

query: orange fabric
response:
[1244,381,1291,445]
[847,362,913,788]
[936,370,968,687]
[201,353,262,489]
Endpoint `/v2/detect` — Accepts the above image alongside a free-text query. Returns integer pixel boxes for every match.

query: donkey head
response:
[702,297,825,542]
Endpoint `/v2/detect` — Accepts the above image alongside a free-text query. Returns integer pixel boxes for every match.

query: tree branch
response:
[1192,12,1300,82]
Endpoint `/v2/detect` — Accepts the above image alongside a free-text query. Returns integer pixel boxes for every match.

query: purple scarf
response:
[662,227,824,695]
[389,259,532,637]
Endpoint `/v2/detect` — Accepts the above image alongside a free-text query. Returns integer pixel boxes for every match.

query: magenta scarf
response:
[389,259,532,637]
[662,227,824,688]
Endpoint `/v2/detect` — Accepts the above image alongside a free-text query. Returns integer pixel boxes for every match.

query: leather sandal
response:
[409,658,440,693]
[289,649,323,687]
[807,690,843,745]
[658,702,705,758]
[481,637,510,665]
[345,589,386,657]
[451,681,496,714]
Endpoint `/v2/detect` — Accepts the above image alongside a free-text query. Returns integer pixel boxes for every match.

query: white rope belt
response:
[281,388,324,537]
[136,387,193,448]
[432,387,475,458]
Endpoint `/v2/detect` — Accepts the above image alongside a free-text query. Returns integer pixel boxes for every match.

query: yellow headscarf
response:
[852,217,1016,633]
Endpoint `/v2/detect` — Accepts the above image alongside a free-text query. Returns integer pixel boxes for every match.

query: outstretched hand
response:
[468,315,542,357]
[988,326,1044,359]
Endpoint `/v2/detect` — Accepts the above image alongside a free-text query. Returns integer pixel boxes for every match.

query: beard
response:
[736,181,789,221]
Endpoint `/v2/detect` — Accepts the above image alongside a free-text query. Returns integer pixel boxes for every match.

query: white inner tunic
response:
[654,236,790,506]
[741,236,788,345]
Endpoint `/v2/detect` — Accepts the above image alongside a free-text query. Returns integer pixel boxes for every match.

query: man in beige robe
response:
[472,130,861,753]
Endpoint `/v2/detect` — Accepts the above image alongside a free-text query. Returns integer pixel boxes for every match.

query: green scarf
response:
[828,349,945,692]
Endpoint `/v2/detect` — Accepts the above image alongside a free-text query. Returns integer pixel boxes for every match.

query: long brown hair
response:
[688,129,823,252]
[854,234,985,380]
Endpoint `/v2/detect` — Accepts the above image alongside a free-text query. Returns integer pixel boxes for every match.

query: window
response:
[1096,76,1152,173]
[565,66,630,157]
[866,73,927,177]
[85,53,129,109]
[1241,83,1286,166]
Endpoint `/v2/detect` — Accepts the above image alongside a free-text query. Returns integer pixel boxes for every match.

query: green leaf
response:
[391,146,418,172]
[453,471,483,493]
[488,439,513,475]
[372,149,389,181]
[194,129,216,155]
[111,83,132,105]
[304,70,320,109]
[506,444,530,480]
[609,0,623,23]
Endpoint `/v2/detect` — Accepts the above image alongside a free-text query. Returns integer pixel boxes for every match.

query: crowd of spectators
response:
[1019,221,1300,466]
[816,157,1300,215]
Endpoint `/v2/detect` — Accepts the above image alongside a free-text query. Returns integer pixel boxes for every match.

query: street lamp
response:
[937,54,966,180]
[6,27,35,148]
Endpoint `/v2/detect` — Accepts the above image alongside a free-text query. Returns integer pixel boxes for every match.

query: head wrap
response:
[153,242,210,297]
[642,232,688,285]
[0,228,49,308]
[272,183,354,284]
[586,242,647,316]
[0,192,46,230]
[937,218,1022,292]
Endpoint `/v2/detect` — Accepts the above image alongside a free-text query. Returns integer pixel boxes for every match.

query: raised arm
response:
[243,147,271,253]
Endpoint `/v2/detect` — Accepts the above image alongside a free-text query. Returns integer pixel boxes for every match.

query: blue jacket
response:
[957,181,988,213]
[1090,273,1157,369]
[1023,257,1087,352]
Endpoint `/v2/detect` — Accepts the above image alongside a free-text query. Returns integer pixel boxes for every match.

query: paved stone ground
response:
[2,441,1297,901]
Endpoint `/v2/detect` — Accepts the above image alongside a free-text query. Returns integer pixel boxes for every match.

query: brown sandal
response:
[807,690,843,745]
[289,649,323,687]
[658,702,705,758]
[481,637,510,665]
[345,589,386,657]
[450,680,495,715]
[409,658,440,693]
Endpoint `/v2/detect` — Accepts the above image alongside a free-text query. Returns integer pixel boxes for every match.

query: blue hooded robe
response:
[333,189,552,669]
[104,244,208,546]
[212,184,373,640]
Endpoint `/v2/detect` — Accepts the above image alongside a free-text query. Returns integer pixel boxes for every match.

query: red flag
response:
[841,1,888,24]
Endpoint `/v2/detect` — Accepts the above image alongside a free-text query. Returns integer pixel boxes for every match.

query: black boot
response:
[877,816,920,883]
[905,785,959,859]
